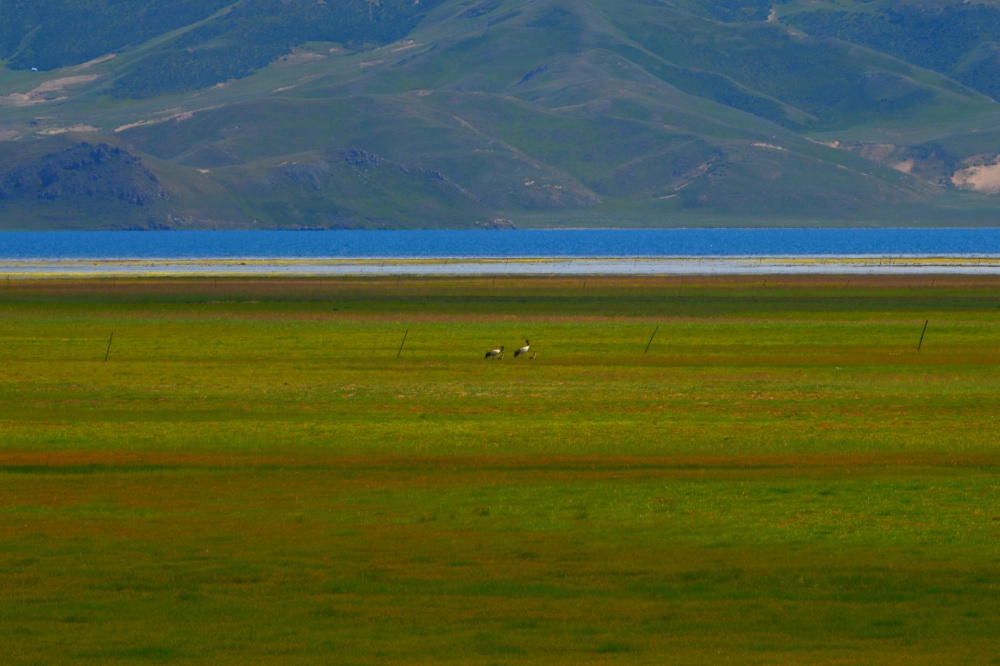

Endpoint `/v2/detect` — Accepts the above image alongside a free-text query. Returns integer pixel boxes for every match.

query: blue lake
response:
[1,229,999,259]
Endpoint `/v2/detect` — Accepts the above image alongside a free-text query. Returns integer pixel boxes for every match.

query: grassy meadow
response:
[0,275,998,664]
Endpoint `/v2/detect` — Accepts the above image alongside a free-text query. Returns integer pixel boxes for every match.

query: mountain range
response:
[4,0,1000,228]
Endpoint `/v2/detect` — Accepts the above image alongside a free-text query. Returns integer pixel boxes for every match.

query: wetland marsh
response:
[1,275,997,663]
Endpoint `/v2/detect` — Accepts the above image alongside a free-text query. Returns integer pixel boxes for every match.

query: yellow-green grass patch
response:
[0,276,997,663]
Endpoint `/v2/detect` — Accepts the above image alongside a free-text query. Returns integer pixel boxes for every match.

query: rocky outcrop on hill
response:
[0,142,167,206]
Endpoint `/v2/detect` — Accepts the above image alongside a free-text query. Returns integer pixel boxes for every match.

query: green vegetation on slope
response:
[0,0,444,86]
[0,0,234,71]
[0,276,997,663]
[5,0,1000,227]
[785,1,1000,102]
[107,0,448,98]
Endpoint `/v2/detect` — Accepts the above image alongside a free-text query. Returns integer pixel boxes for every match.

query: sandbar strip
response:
[1,256,1000,278]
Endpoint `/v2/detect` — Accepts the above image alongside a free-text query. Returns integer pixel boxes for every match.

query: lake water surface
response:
[1,228,999,260]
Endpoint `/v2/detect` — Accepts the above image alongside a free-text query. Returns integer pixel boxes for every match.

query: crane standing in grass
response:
[514,339,530,358]
[485,345,504,360]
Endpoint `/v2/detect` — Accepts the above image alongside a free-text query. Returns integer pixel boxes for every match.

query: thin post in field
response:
[643,326,659,355]
[397,330,409,359]
[917,320,929,352]
[104,332,114,362]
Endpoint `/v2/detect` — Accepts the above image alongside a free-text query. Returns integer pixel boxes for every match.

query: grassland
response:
[1,275,998,664]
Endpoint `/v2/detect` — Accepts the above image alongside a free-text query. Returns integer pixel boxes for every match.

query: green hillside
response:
[3,0,1000,228]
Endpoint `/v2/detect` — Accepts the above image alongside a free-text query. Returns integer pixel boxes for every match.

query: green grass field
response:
[1,275,998,664]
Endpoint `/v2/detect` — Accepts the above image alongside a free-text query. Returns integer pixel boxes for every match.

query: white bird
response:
[485,345,504,360]
[514,339,530,358]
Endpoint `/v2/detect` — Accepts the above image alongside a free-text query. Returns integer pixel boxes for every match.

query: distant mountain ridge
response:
[3,0,1000,228]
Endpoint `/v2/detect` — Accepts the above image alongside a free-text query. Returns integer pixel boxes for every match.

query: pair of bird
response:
[486,339,533,360]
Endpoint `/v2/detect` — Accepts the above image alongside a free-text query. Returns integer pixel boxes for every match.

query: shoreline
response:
[3,255,1000,277]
